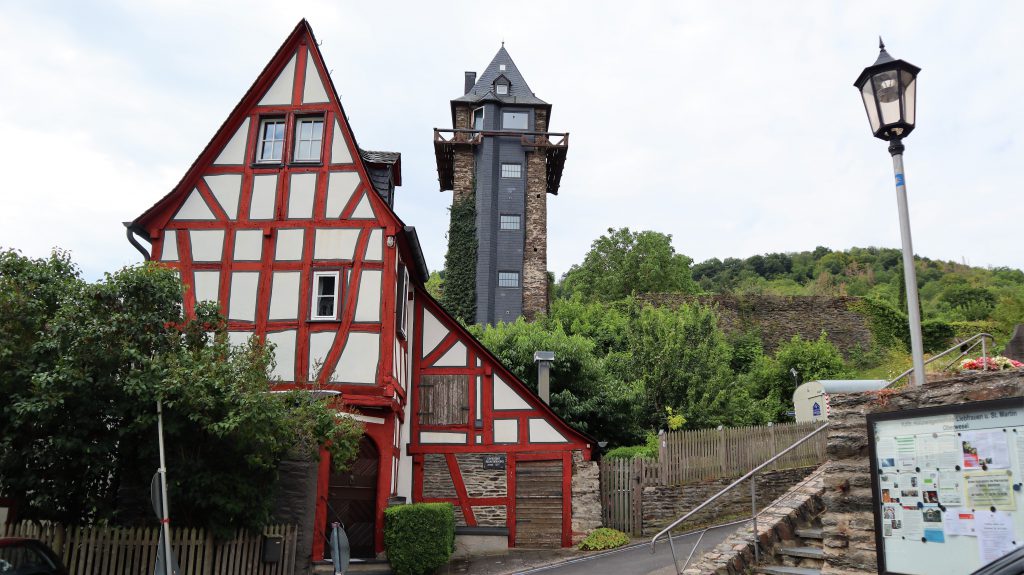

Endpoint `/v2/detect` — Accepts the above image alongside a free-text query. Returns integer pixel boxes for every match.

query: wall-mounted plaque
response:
[483,454,506,470]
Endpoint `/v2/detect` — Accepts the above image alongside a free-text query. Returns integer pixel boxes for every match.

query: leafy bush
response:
[384,503,455,575]
[604,433,659,460]
[578,527,630,550]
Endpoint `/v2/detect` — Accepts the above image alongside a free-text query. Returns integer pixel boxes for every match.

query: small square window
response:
[499,215,521,230]
[496,83,509,95]
[311,271,340,320]
[502,112,528,130]
[501,163,521,178]
[498,272,520,288]
[293,118,324,162]
[257,119,286,163]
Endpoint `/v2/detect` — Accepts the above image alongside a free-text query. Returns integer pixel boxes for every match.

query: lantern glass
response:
[901,69,917,126]
[860,79,881,134]
[872,70,903,127]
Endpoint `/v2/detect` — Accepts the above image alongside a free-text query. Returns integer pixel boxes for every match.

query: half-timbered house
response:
[125,20,597,562]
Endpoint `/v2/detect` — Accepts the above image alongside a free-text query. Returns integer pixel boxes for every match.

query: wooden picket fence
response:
[600,421,827,534]
[0,521,298,575]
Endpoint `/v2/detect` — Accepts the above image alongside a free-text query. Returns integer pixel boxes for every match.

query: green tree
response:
[560,228,698,302]
[0,250,362,536]
[424,270,444,300]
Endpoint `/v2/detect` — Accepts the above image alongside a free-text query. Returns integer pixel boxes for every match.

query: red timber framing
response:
[130,20,414,558]
[409,293,592,548]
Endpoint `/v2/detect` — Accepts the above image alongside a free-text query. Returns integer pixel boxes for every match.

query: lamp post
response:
[854,38,925,386]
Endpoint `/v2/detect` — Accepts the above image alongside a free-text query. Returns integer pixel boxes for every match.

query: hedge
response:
[384,502,455,575]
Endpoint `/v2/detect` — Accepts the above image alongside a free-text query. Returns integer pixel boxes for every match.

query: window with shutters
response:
[418,375,469,425]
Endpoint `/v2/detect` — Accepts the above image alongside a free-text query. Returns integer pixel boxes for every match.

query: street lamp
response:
[854,38,926,386]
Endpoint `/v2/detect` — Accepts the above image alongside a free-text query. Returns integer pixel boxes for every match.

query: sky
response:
[1,1,1022,282]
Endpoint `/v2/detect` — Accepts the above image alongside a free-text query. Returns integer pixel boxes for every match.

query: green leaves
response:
[441,195,477,324]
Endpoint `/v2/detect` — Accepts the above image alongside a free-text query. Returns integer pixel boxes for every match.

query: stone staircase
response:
[756,516,825,575]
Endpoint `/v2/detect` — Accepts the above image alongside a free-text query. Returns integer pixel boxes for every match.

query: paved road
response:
[517,523,738,575]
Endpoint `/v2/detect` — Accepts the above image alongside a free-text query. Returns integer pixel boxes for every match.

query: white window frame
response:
[498,271,520,288]
[502,111,528,131]
[257,118,286,163]
[293,117,325,163]
[500,163,522,178]
[496,83,509,95]
[499,214,521,230]
[311,271,340,321]
[472,107,485,131]
[396,264,409,339]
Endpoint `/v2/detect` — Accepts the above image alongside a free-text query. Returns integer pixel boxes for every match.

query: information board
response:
[868,397,1024,574]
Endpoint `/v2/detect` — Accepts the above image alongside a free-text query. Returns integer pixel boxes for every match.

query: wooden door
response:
[515,460,563,548]
[325,436,379,558]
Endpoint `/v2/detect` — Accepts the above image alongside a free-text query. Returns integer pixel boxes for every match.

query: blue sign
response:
[895,173,905,187]
[812,402,821,417]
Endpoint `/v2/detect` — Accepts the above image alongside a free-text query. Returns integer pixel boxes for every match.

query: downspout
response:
[123,221,152,261]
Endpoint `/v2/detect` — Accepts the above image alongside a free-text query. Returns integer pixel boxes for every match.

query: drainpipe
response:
[123,221,151,260]
[533,351,555,404]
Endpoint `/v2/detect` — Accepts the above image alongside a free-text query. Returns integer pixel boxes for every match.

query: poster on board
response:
[868,397,1024,575]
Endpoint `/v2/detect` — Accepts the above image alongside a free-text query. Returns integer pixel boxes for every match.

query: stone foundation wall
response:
[272,458,319,575]
[455,453,507,498]
[571,450,601,543]
[640,294,873,356]
[642,466,818,535]
[821,369,1024,575]
[423,453,457,498]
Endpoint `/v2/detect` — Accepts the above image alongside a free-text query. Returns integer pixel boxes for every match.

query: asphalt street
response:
[516,523,738,575]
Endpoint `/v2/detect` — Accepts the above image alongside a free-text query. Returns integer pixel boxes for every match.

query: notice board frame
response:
[866,396,1024,575]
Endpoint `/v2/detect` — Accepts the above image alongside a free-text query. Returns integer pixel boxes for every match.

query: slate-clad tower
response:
[435,46,568,325]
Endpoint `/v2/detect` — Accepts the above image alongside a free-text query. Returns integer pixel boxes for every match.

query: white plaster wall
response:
[333,332,379,384]
[268,272,301,320]
[190,230,225,262]
[228,272,259,322]
[494,419,518,443]
[174,189,216,220]
[365,229,383,261]
[325,172,360,218]
[228,331,252,349]
[493,375,532,410]
[193,271,220,304]
[421,308,449,358]
[213,118,250,165]
[313,228,359,260]
[331,120,352,164]
[288,173,316,219]
[266,330,297,382]
[434,341,467,367]
[233,229,263,261]
[308,331,336,381]
[258,53,296,106]
[420,432,467,444]
[204,174,242,219]
[302,51,330,103]
[353,270,381,322]
[161,230,178,261]
[528,419,567,443]
[250,175,277,220]
[275,229,304,260]
[350,194,375,219]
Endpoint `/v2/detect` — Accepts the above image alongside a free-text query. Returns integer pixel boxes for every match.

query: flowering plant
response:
[960,356,1024,371]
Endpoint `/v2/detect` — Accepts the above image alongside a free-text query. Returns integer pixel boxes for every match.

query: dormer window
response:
[496,83,509,95]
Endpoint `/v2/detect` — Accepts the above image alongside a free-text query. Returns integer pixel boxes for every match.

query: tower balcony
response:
[433,128,569,195]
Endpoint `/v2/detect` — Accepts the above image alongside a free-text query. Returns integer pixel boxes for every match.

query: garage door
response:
[515,460,563,548]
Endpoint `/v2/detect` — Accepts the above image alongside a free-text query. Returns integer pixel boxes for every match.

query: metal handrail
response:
[886,333,994,388]
[649,422,829,572]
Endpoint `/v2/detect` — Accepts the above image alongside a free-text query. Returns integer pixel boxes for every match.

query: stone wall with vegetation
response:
[641,294,874,356]
[821,369,1024,575]
[641,466,818,535]
[571,450,601,543]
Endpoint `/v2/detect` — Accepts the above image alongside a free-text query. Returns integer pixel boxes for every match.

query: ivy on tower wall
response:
[441,193,477,324]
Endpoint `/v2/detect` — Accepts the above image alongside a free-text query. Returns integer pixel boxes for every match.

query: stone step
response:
[777,546,824,560]
[756,566,821,575]
[795,527,824,540]
[313,559,393,574]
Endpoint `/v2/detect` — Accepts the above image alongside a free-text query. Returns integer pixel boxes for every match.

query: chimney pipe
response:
[533,351,555,404]
[464,71,477,94]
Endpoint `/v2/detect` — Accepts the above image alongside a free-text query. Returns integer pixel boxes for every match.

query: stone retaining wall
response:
[820,369,1024,575]
[642,466,818,535]
[571,450,601,543]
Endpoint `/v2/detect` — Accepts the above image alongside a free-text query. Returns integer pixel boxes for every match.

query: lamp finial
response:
[879,36,886,51]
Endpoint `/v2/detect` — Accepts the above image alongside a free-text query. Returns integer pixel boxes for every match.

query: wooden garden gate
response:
[599,458,644,536]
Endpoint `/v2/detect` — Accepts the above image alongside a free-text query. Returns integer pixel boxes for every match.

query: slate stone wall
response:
[423,453,457,499]
[640,294,874,356]
[821,369,1024,575]
[271,458,319,574]
[571,450,601,543]
[455,453,507,498]
[641,466,818,535]
[522,150,548,321]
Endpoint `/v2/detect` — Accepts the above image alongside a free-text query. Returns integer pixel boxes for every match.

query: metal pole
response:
[157,400,173,575]
[750,475,760,564]
[982,336,988,369]
[889,138,926,386]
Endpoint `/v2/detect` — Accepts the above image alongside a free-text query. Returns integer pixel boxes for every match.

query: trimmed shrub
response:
[578,527,630,550]
[384,502,455,575]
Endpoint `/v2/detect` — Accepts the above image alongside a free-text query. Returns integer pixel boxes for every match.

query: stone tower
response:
[434,46,568,325]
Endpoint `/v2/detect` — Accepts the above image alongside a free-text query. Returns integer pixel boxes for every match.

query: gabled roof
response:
[453,46,548,106]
